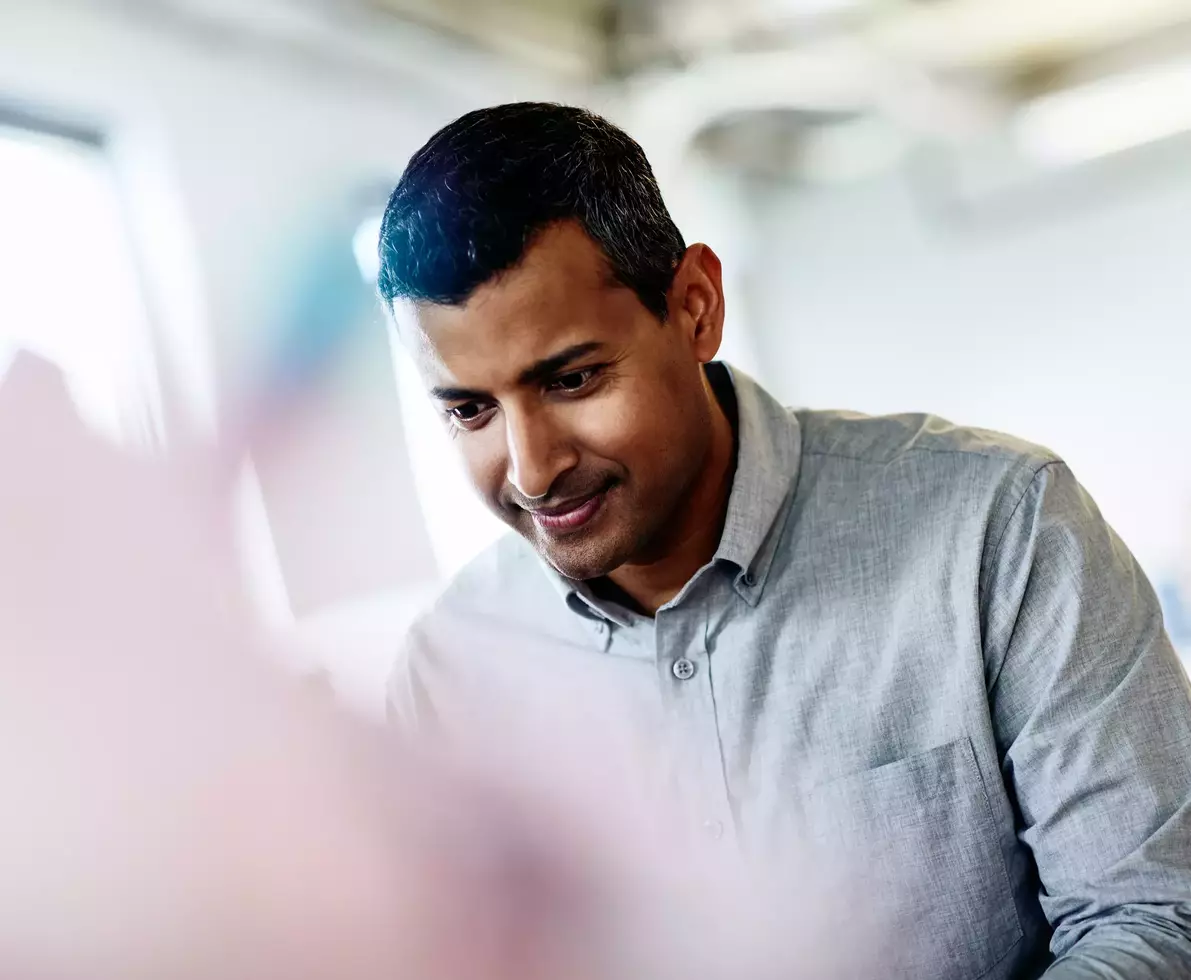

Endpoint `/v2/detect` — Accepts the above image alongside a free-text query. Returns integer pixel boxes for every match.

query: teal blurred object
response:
[243,201,439,614]
[1158,580,1191,655]
[262,211,378,403]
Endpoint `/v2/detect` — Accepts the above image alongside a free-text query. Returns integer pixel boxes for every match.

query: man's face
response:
[399,222,723,581]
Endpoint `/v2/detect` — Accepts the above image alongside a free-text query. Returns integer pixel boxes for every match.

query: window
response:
[0,112,162,445]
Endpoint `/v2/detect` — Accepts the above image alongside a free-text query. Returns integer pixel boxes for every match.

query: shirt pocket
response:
[800,737,1022,980]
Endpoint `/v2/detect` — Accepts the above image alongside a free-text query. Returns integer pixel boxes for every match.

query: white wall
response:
[743,147,1191,586]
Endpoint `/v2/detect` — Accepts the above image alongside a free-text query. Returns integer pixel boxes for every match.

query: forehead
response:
[397,223,647,391]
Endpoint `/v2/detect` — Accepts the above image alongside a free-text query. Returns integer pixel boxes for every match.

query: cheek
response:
[571,382,687,474]
[456,428,509,503]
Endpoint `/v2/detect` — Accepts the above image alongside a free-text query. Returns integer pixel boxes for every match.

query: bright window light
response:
[0,121,161,444]
[1015,60,1191,167]
[389,338,507,579]
[352,214,383,285]
[355,214,506,579]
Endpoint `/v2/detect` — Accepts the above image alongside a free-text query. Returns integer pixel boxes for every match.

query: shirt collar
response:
[543,363,802,620]
[710,364,802,604]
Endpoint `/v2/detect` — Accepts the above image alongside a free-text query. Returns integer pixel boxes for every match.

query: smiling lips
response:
[529,493,605,533]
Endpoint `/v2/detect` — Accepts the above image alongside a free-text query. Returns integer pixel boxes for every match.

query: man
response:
[380,102,1191,979]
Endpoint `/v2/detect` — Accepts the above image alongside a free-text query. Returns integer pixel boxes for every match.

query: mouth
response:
[527,492,605,534]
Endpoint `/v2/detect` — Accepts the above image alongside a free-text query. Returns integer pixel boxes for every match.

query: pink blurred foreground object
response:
[0,352,416,980]
[0,353,878,980]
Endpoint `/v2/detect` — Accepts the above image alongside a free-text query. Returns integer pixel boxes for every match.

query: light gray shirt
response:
[391,366,1191,980]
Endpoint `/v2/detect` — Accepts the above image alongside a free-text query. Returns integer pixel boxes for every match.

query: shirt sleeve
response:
[983,460,1191,979]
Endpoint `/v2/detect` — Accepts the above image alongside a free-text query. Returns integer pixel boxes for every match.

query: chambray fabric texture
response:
[391,365,1191,979]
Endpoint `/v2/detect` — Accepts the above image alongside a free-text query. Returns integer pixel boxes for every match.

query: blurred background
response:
[1,0,1189,714]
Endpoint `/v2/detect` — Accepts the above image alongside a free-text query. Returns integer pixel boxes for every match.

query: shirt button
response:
[672,658,696,681]
[703,819,725,840]
[742,572,756,587]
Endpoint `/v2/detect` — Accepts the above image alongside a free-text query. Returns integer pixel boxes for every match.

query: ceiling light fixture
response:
[1014,58,1191,167]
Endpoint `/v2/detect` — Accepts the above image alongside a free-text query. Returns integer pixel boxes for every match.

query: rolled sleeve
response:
[984,461,1191,978]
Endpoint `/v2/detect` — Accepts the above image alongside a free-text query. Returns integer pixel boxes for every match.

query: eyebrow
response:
[430,342,606,402]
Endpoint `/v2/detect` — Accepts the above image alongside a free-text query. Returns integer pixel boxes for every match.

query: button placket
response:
[656,601,738,850]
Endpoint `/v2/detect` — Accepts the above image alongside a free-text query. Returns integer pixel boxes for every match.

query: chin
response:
[541,552,612,583]
[537,536,625,583]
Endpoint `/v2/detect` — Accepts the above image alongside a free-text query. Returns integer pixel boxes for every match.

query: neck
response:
[605,382,736,617]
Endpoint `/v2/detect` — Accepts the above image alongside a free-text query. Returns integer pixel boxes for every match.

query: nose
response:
[504,407,577,501]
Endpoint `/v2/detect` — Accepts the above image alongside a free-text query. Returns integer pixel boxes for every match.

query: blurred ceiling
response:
[353,0,615,74]
[356,0,1191,77]
[337,0,1191,183]
[88,0,1191,182]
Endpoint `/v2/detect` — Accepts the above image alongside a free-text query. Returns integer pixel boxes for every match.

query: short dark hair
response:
[377,102,686,321]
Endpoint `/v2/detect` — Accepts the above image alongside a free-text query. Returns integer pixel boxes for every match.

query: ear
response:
[667,244,726,364]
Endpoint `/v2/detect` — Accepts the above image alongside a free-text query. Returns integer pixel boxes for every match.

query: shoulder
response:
[795,409,1061,474]
[388,532,542,725]
[407,531,556,645]
[791,409,1067,551]
[392,533,573,679]
[388,533,585,728]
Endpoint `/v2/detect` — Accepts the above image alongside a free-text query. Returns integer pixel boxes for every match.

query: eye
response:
[548,368,598,393]
[446,402,495,431]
